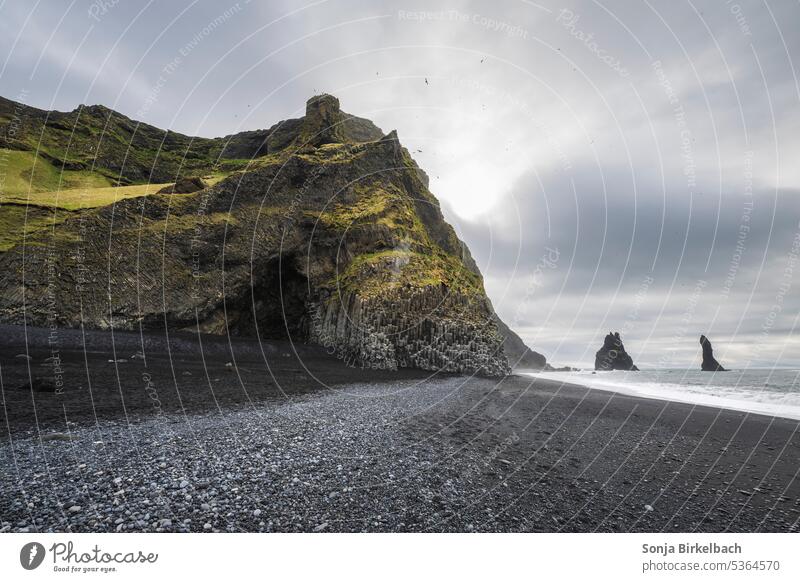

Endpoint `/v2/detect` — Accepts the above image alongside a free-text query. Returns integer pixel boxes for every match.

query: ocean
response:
[523,368,800,420]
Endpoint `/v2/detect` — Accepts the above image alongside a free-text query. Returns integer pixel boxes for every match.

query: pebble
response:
[41,433,78,442]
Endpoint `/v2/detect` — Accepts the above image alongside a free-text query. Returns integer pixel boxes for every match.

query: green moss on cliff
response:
[294,142,366,165]
[313,182,431,243]
[333,248,483,299]
[0,205,69,252]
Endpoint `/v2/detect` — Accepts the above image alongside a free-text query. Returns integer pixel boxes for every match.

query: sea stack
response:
[699,335,727,371]
[595,332,639,371]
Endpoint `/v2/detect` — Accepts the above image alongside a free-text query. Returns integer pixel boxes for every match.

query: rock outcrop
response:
[491,312,547,369]
[459,244,547,370]
[0,95,514,376]
[157,176,207,194]
[699,335,727,371]
[594,332,639,371]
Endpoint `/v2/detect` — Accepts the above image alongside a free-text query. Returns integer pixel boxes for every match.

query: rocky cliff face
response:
[0,95,521,376]
[699,335,727,371]
[595,332,639,371]
[491,311,547,369]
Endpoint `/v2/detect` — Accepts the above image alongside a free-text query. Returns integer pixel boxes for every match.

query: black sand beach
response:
[1,325,798,533]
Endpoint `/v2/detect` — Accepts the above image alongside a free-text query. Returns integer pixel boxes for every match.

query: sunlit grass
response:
[0,166,230,251]
[1,147,230,210]
[0,149,112,198]
[0,182,173,210]
[0,172,229,211]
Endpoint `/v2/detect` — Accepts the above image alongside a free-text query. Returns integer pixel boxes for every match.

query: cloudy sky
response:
[2,0,799,368]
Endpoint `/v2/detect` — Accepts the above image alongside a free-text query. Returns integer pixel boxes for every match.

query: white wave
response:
[521,368,800,421]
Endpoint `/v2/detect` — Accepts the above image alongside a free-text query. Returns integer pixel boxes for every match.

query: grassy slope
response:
[0,96,261,193]
[0,166,230,251]
[1,179,168,210]
[1,173,228,211]
[0,148,112,195]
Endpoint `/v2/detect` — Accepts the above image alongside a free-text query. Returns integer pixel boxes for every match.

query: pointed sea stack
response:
[595,332,639,371]
[699,335,727,371]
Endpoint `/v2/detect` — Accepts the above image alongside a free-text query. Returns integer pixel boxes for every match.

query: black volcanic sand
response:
[1,325,798,533]
[0,324,430,432]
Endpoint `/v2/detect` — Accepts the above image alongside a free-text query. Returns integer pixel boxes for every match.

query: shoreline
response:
[520,369,800,422]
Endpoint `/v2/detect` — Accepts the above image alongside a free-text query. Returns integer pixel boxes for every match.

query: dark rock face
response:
[0,95,512,377]
[301,94,346,146]
[157,177,207,194]
[595,332,639,371]
[491,311,547,369]
[700,335,727,371]
[459,244,546,370]
[311,287,509,376]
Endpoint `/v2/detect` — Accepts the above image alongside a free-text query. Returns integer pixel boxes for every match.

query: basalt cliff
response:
[0,94,546,376]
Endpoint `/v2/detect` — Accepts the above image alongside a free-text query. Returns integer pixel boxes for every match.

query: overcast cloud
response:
[1,0,799,368]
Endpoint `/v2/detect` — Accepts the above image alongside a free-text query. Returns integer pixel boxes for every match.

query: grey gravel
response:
[0,378,495,532]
